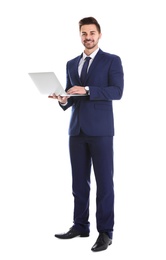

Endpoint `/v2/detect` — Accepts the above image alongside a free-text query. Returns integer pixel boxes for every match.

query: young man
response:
[51,17,124,252]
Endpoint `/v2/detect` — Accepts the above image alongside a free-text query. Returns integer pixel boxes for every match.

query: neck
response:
[84,45,99,56]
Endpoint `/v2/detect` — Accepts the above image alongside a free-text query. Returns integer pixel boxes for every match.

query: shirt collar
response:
[82,48,99,60]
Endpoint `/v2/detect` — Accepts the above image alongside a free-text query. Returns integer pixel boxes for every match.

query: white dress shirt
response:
[78,48,99,76]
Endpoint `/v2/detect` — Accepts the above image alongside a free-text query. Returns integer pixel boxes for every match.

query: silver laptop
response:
[28,72,86,96]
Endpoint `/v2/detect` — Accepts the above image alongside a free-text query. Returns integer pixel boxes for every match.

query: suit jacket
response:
[60,49,124,136]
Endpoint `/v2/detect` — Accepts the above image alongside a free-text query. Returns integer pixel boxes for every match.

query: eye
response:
[81,32,87,36]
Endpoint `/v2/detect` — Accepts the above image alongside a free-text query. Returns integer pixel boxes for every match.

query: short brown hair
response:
[79,17,101,33]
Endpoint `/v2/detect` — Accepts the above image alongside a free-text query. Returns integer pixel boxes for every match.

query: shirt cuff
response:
[59,101,68,106]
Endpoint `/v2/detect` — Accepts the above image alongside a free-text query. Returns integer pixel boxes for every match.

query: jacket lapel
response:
[72,50,103,85]
[85,49,103,83]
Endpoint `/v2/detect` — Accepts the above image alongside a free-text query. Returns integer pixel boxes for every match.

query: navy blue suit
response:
[60,49,124,238]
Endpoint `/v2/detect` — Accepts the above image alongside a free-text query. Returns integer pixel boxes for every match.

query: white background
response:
[0,0,166,259]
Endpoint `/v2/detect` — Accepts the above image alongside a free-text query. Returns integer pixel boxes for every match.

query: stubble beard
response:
[83,39,99,50]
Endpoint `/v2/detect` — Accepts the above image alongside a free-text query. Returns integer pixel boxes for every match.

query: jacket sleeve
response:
[89,55,124,101]
[58,62,74,111]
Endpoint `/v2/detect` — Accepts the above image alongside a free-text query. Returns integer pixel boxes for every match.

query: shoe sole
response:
[80,233,89,237]
[55,233,89,239]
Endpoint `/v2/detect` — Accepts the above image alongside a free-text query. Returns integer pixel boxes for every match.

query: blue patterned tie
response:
[80,56,91,85]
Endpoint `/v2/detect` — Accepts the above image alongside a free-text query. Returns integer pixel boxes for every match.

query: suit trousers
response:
[69,133,114,239]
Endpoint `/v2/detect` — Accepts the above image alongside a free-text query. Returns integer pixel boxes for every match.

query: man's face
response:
[80,24,101,50]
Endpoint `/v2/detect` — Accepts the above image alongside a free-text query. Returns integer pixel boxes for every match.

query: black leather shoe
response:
[54,226,89,239]
[91,232,112,252]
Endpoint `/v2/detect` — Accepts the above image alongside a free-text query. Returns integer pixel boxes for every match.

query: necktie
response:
[80,56,91,85]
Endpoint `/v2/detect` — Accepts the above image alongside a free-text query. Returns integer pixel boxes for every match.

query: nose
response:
[85,35,91,40]
[85,33,91,39]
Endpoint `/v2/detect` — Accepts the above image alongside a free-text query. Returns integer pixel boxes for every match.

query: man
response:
[50,17,124,252]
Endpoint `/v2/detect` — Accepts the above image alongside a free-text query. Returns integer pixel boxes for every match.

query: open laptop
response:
[28,72,86,96]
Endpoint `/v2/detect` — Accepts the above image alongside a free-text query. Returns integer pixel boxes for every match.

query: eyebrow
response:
[81,30,96,34]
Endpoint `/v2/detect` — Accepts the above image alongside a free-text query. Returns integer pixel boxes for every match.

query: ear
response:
[99,33,102,39]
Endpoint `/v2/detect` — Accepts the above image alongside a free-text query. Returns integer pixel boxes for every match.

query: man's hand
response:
[67,86,86,95]
[48,94,69,104]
